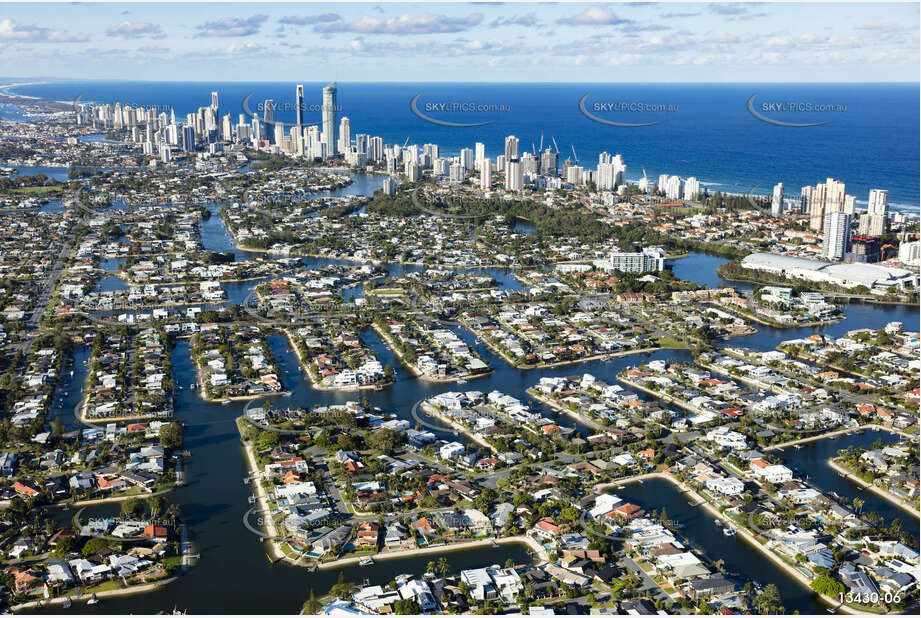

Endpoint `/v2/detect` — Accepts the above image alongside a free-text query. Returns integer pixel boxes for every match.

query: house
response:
[439,441,465,460]
[461,567,496,601]
[612,503,645,520]
[688,575,734,599]
[384,523,413,550]
[355,521,380,549]
[4,565,41,593]
[411,517,436,536]
[705,476,745,496]
[532,517,561,540]
[143,524,169,542]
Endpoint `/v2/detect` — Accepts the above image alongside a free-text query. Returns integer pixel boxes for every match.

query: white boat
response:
[87,594,99,606]
[723,528,736,536]
[359,557,375,566]
[714,519,722,526]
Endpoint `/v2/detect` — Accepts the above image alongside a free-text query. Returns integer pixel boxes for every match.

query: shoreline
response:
[528,390,609,433]
[461,314,673,371]
[10,576,180,613]
[420,402,497,453]
[597,472,860,615]
[764,423,915,451]
[372,321,488,384]
[316,535,549,570]
[236,415,544,571]
[236,418,285,562]
[827,458,920,517]
[708,301,844,329]
[284,328,393,392]
[618,374,709,417]
[716,270,918,307]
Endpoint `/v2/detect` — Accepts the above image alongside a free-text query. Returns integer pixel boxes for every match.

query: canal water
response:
[10,165,71,183]
[777,430,919,544]
[46,174,919,614]
[45,338,535,614]
[617,478,827,614]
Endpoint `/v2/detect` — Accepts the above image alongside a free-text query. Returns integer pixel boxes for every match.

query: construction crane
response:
[570,143,579,163]
[551,136,560,154]
[641,167,650,196]
[402,136,410,148]
[532,141,537,155]
[538,133,544,153]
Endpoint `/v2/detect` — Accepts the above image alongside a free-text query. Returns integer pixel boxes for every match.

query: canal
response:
[616,478,827,614]
[777,430,919,544]
[42,176,919,613]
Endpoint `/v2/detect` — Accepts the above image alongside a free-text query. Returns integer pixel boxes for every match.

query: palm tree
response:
[852,497,864,515]
[436,556,450,577]
[426,560,436,574]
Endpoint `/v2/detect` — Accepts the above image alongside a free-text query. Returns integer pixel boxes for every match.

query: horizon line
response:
[3,78,920,86]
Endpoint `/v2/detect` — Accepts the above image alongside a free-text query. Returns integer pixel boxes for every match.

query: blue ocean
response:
[9,81,920,211]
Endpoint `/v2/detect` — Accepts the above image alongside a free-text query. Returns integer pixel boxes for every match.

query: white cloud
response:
[105,21,165,39]
[315,12,483,35]
[196,15,268,38]
[558,5,632,26]
[0,18,88,43]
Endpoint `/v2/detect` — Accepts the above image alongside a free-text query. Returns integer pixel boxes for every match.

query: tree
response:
[81,537,110,557]
[811,574,845,597]
[366,428,402,455]
[436,556,450,577]
[120,497,144,520]
[147,495,166,519]
[303,589,321,614]
[852,497,864,515]
[160,422,184,449]
[52,536,75,557]
[257,430,280,450]
[393,599,421,614]
[51,416,64,438]
[755,584,784,614]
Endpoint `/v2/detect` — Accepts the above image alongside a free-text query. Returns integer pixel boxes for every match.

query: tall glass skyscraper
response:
[322,82,337,158]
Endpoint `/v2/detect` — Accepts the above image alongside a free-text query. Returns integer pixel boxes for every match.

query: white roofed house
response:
[398,578,439,613]
[440,441,465,460]
[488,566,523,604]
[705,476,745,496]
[463,508,492,534]
[461,567,496,601]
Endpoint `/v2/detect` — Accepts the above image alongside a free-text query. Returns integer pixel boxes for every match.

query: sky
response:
[0,2,919,82]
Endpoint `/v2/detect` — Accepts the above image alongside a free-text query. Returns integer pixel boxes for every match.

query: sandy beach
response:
[827,458,920,516]
[316,535,549,570]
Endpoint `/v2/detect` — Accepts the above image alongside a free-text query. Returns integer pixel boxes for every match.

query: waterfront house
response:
[354,521,379,549]
[687,575,734,599]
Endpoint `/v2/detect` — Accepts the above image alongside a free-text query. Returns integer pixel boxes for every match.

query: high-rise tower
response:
[322,83,338,158]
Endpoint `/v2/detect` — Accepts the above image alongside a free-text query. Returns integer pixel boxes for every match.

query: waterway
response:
[777,429,919,544]
[616,478,827,614]
[40,337,535,615]
[36,175,920,614]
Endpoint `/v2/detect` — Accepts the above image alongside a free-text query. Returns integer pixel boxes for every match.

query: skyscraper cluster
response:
[793,178,890,262]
